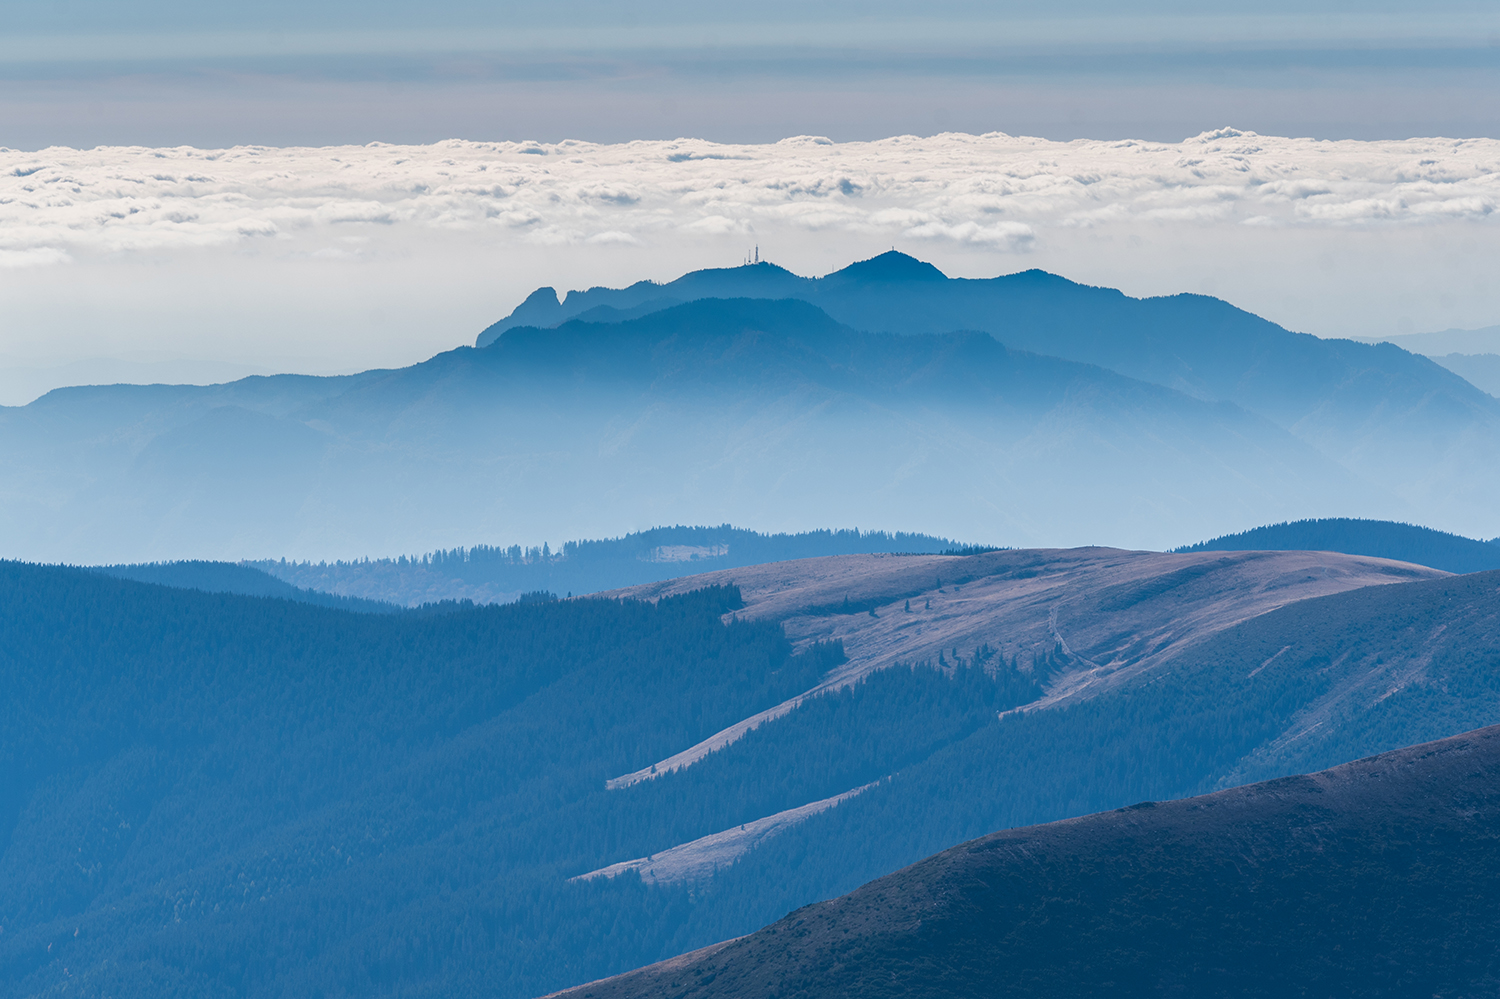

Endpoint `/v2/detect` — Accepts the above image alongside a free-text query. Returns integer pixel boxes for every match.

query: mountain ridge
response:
[1,296,1371,563]
[548,721,1500,999]
[474,253,1500,539]
[478,253,1495,427]
[1177,516,1500,574]
[5,553,1500,999]
[563,563,1500,969]
[238,515,1496,610]
[90,560,401,613]
[251,525,966,607]
[600,547,1447,784]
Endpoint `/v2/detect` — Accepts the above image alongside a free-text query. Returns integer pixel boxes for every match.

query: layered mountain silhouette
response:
[554,723,1500,999]
[1367,326,1500,397]
[1361,323,1500,357]
[483,253,1500,536]
[0,294,1379,563]
[1434,351,1500,397]
[248,516,1496,608]
[10,250,1500,999]
[90,517,1493,610]
[482,254,1485,431]
[91,560,398,612]
[6,551,1499,999]
[249,525,964,606]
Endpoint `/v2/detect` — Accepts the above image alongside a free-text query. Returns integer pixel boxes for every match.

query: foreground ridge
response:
[549,722,1500,999]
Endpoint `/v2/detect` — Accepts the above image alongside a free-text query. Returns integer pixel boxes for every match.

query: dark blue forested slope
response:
[557,723,1500,999]
[5,555,1500,999]
[0,563,847,999]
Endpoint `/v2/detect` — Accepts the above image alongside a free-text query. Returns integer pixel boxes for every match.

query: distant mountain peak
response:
[478,286,561,346]
[997,267,1085,288]
[825,250,947,284]
[742,260,796,274]
[521,286,561,307]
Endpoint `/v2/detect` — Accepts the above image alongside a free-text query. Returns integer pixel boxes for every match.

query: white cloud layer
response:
[1,128,1499,405]
[4,128,1497,260]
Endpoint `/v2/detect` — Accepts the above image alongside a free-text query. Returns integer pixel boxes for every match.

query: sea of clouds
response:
[8,127,1499,258]
[2,128,1498,404]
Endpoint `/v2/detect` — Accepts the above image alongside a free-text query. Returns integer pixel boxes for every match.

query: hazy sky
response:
[5,0,1499,148]
[1,1,1498,405]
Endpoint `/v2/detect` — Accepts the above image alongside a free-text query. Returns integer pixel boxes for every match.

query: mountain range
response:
[7,250,1500,998]
[3,253,1498,564]
[6,545,1499,998]
[1359,325,1500,397]
[259,515,1498,606]
[481,253,1500,533]
[78,516,1500,611]
[247,526,964,607]
[1433,352,1500,398]
[553,723,1500,999]
[1364,324,1500,357]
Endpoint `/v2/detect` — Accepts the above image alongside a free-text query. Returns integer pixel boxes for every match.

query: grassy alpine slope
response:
[601,561,1500,951]
[555,722,1500,999]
